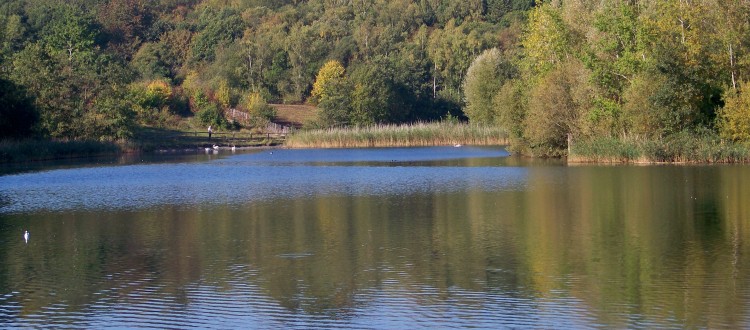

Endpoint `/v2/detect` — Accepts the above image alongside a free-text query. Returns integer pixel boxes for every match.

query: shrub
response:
[717,84,750,143]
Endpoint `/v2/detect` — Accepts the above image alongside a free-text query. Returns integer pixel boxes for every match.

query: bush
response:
[193,91,227,128]
[717,84,750,143]
[243,92,276,128]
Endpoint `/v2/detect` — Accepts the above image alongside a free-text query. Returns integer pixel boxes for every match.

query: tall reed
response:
[285,122,508,148]
[569,132,750,164]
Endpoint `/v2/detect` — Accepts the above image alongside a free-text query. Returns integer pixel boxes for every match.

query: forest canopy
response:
[0,0,531,141]
[464,0,750,156]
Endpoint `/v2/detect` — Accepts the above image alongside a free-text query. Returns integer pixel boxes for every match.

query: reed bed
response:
[285,122,508,148]
[569,132,750,164]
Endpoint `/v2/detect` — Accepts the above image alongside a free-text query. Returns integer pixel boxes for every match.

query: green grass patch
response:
[285,122,508,148]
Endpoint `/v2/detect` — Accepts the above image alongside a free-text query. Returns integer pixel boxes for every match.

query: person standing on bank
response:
[208,125,213,140]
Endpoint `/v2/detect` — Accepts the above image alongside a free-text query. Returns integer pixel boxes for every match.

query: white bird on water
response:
[213,144,219,150]
[23,230,29,244]
[454,144,462,148]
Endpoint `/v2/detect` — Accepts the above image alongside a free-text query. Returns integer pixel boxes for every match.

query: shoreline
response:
[4,134,750,165]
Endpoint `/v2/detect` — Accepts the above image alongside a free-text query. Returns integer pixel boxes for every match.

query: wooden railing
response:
[196,131,287,142]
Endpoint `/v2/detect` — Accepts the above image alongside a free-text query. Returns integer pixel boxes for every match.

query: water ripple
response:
[0,148,525,214]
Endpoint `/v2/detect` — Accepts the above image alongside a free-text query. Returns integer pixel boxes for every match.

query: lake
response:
[1,146,749,328]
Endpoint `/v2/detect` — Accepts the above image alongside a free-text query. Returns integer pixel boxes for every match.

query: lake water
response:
[1,147,750,328]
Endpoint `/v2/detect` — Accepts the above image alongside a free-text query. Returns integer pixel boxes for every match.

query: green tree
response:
[521,2,573,78]
[524,60,595,156]
[190,8,244,63]
[39,4,97,62]
[318,77,353,127]
[463,48,516,124]
[0,77,38,139]
[193,91,227,128]
[493,79,526,144]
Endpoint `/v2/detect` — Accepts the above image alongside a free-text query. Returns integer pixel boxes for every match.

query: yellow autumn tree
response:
[310,60,346,105]
[216,79,231,109]
[145,80,172,107]
[718,84,750,143]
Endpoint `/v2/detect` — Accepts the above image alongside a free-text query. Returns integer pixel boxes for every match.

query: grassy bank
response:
[0,139,122,163]
[569,132,750,163]
[285,122,508,148]
[0,127,288,163]
[130,127,283,152]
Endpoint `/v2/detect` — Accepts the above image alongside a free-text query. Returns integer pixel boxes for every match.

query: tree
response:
[39,4,97,63]
[310,60,346,105]
[318,77,353,127]
[521,2,573,78]
[0,77,38,139]
[463,48,516,124]
[524,60,595,156]
[243,91,276,128]
[717,83,750,143]
[285,23,325,103]
[190,8,244,63]
[493,79,526,145]
[216,79,231,109]
[130,42,171,80]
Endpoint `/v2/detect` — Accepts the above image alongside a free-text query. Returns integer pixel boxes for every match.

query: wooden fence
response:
[196,131,287,142]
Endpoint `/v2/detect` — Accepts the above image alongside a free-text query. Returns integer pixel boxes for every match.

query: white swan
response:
[454,144,462,148]
[213,144,219,150]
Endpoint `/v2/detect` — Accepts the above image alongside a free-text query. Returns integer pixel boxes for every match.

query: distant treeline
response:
[4,0,747,159]
[0,0,533,142]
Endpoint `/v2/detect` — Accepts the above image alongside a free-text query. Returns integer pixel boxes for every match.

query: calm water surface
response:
[1,147,749,328]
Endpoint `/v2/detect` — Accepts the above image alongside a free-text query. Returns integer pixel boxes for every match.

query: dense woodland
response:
[1,0,750,157]
[0,0,531,141]
[465,0,750,156]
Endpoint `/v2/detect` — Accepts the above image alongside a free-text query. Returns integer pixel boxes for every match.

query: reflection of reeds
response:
[285,122,509,148]
[0,139,121,162]
[569,133,750,164]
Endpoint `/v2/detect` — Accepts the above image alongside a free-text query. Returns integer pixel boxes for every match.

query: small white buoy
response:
[23,230,29,244]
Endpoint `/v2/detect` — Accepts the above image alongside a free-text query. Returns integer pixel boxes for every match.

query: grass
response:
[569,131,750,164]
[0,139,122,163]
[285,122,508,148]
[270,104,319,128]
